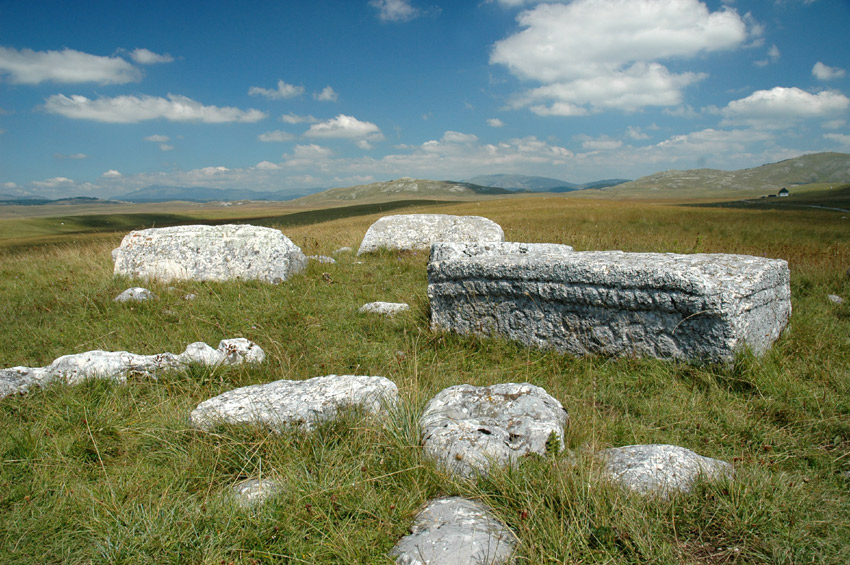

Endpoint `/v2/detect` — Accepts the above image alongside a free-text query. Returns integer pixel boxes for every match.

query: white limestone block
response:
[112,224,307,284]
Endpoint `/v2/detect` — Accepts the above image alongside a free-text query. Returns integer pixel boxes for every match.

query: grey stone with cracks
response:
[420,382,568,478]
[112,224,307,284]
[428,244,791,362]
[390,497,517,565]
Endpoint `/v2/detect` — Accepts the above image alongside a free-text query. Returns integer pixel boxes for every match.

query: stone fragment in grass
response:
[333,246,353,255]
[189,374,399,432]
[357,214,504,255]
[231,478,281,508]
[308,255,336,264]
[0,338,265,401]
[112,224,307,284]
[358,301,410,316]
[389,496,517,565]
[114,287,156,302]
[420,383,568,478]
[179,338,265,366]
[428,246,791,362]
[828,294,844,304]
[599,444,733,498]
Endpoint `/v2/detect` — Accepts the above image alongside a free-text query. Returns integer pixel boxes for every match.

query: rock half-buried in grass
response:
[420,383,568,478]
[599,444,734,498]
[189,374,399,432]
[389,496,517,565]
[0,338,265,401]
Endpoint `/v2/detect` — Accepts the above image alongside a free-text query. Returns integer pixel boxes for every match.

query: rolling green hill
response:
[596,152,850,198]
[290,177,511,206]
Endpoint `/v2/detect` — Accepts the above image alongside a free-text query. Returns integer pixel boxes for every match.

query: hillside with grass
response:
[594,152,850,198]
[290,177,511,206]
[1,196,849,562]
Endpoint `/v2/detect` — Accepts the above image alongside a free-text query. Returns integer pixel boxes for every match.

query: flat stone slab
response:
[428,247,791,362]
[357,214,504,255]
[429,241,574,262]
[114,287,156,302]
[0,338,264,401]
[390,497,517,565]
[112,224,307,284]
[189,374,399,432]
[420,383,568,478]
[599,444,733,498]
[358,302,410,316]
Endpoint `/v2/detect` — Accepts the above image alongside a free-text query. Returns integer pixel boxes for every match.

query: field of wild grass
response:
[1,196,848,563]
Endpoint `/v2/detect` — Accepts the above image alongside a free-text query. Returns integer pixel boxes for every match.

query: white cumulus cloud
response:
[130,48,174,64]
[721,87,850,128]
[370,0,420,22]
[487,118,505,127]
[580,137,623,151]
[812,62,846,81]
[144,134,169,142]
[259,130,295,142]
[315,86,338,102]
[0,46,140,84]
[305,114,384,142]
[491,0,747,114]
[824,133,850,147]
[249,79,305,99]
[44,93,267,123]
[281,113,318,124]
[102,169,122,178]
[255,160,281,170]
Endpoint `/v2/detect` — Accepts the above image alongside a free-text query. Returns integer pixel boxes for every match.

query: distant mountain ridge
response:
[466,174,630,192]
[291,177,510,205]
[616,152,850,193]
[112,185,307,203]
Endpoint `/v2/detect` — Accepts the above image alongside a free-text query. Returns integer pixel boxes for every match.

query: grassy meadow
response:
[1,196,848,563]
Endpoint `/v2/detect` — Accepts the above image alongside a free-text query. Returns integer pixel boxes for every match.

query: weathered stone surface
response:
[599,444,733,498]
[180,338,266,366]
[112,224,307,284]
[420,383,568,478]
[0,338,265,401]
[357,214,504,255]
[390,497,517,565]
[428,249,791,362]
[114,287,156,302]
[189,374,399,432]
[231,478,281,507]
[358,301,410,316]
[429,241,574,262]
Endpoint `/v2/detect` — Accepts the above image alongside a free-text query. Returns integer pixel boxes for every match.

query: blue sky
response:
[1,0,848,199]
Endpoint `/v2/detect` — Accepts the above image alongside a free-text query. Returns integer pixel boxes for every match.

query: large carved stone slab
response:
[420,382,568,478]
[357,214,504,255]
[428,246,791,362]
[0,338,265,401]
[389,497,517,565]
[112,224,307,284]
[189,374,399,432]
[599,444,734,498]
